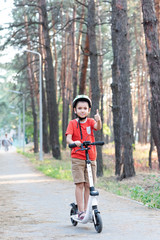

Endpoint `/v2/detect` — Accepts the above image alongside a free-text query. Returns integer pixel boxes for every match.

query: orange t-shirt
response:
[65,118,97,160]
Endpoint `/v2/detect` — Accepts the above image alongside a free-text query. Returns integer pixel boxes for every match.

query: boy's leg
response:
[75,182,84,212]
[84,182,90,211]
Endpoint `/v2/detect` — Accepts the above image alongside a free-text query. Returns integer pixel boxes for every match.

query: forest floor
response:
[97,143,160,208]
[1,146,160,240]
[101,143,160,186]
[26,142,160,209]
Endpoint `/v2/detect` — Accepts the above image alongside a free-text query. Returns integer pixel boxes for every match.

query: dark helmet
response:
[72,95,92,108]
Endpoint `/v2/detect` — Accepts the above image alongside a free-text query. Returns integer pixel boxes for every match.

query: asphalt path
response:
[0,147,160,240]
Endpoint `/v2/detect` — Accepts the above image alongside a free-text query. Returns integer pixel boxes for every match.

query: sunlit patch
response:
[0,173,43,179]
[0,173,56,185]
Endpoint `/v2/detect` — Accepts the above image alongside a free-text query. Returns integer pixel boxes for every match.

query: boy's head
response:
[73,95,92,109]
[73,95,92,120]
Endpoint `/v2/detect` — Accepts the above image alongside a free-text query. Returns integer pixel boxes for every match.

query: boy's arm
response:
[94,109,102,131]
[66,134,81,147]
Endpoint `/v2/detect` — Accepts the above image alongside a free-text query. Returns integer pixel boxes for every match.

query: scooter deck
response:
[71,214,93,223]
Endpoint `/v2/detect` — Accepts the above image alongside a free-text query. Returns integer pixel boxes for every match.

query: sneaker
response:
[78,211,85,220]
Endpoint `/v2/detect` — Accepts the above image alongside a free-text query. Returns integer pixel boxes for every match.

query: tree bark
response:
[71,4,78,102]
[154,0,160,43]
[23,6,38,153]
[150,100,160,168]
[40,0,61,159]
[141,0,160,168]
[111,0,135,179]
[87,0,103,177]
[38,4,50,153]
[60,7,70,148]
[97,0,104,141]
[79,34,89,94]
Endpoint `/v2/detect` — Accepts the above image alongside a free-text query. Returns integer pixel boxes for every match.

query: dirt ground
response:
[101,143,160,191]
[1,147,160,240]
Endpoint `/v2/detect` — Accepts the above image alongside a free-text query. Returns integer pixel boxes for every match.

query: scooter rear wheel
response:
[70,208,78,226]
[93,212,103,233]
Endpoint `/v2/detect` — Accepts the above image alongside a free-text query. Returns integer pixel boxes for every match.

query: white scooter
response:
[69,141,104,233]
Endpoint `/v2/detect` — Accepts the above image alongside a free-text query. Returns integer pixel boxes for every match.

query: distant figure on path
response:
[2,133,12,151]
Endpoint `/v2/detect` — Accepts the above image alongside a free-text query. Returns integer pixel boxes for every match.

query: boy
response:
[65,95,102,220]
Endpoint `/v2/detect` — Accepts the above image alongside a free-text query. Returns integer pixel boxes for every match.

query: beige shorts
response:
[71,158,97,184]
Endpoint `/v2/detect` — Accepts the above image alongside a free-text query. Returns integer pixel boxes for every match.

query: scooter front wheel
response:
[93,212,103,233]
[70,207,78,226]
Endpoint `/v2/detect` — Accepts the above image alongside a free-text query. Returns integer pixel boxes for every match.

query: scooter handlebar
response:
[69,141,104,148]
[91,141,104,146]
[69,143,77,148]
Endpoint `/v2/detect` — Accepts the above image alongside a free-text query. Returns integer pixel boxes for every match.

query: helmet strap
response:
[75,115,87,140]
[78,119,83,139]
[74,112,87,121]
[78,116,87,121]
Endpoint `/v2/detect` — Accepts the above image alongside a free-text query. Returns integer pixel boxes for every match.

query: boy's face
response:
[74,101,90,118]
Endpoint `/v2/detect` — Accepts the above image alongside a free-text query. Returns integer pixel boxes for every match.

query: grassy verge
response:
[18,150,72,181]
[130,175,160,208]
[97,174,160,209]
[18,145,160,209]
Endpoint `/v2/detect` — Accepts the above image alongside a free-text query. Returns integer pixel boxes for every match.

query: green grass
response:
[18,150,72,181]
[130,175,160,208]
[97,170,160,209]
[97,177,130,197]
[17,150,37,162]
[19,147,160,209]
[37,160,72,180]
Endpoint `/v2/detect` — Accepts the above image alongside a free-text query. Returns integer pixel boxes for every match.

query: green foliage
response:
[25,110,34,141]
[103,123,111,136]
[0,91,18,131]
[20,145,160,209]
[20,150,72,181]
[98,178,130,197]
[18,150,36,162]
[130,175,160,209]
[37,162,72,181]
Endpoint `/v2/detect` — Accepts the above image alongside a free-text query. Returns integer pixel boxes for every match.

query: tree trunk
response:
[71,4,78,102]
[141,0,160,168]
[149,133,153,169]
[111,0,135,179]
[60,8,70,148]
[51,13,58,91]
[23,6,38,153]
[87,0,103,177]
[154,0,160,43]
[38,4,50,153]
[97,0,104,141]
[150,100,160,168]
[76,1,85,85]
[79,34,89,94]
[111,0,122,175]
[40,0,61,159]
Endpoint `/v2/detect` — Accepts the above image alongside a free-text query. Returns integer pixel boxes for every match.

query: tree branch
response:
[75,0,88,8]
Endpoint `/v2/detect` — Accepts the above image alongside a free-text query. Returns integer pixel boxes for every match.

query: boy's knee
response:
[76,182,84,190]
[84,182,89,189]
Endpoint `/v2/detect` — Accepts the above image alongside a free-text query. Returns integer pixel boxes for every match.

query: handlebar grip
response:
[69,143,77,148]
[92,141,104,146]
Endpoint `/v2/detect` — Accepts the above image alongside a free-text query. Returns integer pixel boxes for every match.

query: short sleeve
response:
[65,121,74,136]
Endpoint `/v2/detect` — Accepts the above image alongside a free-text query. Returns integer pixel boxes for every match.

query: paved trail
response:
[0,149,160,240]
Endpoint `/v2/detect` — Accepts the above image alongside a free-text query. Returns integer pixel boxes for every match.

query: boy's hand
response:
[74,140,81,147]
[94,109,101,122]
[94,109,102,130]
